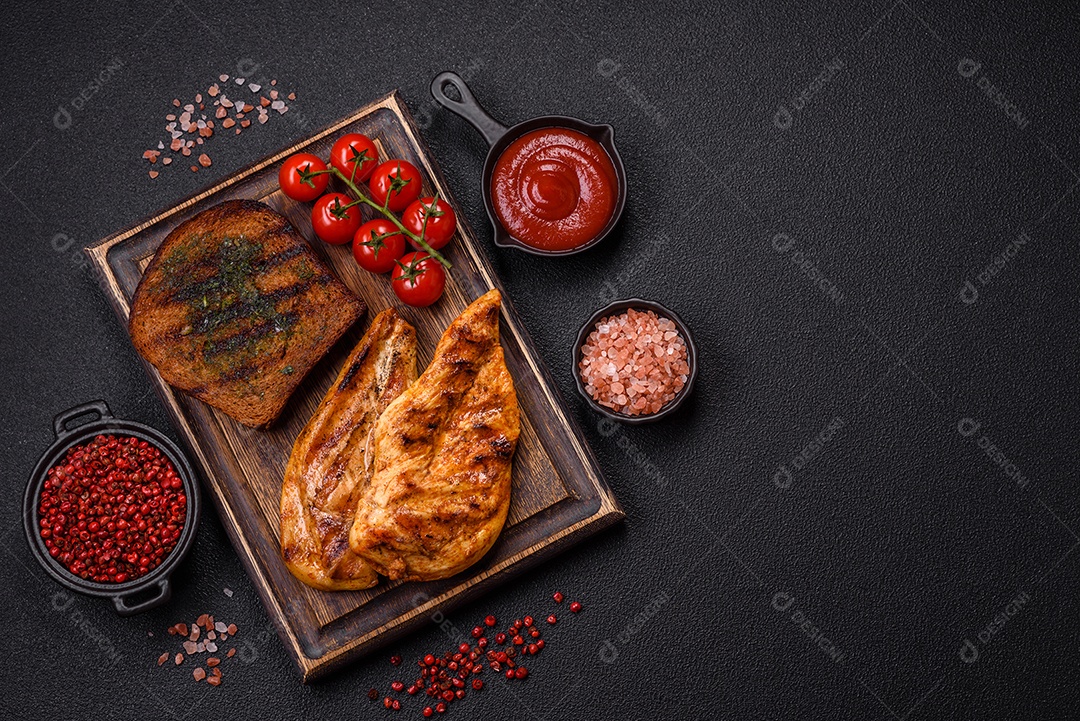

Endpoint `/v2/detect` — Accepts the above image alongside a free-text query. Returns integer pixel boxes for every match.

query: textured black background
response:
[2,1,1078,719]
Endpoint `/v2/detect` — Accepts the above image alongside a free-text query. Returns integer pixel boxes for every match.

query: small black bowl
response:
[573,299,698,425]
[431,71,627,257]
[23,400,200,616]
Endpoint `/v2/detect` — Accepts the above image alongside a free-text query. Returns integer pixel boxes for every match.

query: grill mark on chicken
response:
[338,344,372,390]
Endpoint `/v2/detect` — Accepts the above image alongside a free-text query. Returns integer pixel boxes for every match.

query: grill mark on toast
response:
[202,310,299,359]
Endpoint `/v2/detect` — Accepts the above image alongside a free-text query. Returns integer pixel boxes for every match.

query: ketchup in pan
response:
[431,71,626,256]
[491,128,619,252]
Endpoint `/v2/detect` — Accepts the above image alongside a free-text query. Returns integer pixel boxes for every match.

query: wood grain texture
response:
[85,92,623,681]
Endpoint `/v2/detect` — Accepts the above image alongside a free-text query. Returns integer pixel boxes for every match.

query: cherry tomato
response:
[311,193,361,245]
[369,160,423,212]
[278,153,329,202]
[353,219,406,274]
[392,252,445,307]
[402,197,457,251]
[329,133,379,183]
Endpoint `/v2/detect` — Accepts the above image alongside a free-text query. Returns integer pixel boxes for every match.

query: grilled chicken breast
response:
[129,200,364,428]
[280,309,417,591]
[349,290,519,581]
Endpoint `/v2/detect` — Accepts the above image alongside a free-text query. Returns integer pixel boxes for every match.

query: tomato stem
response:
[328,166,452,269]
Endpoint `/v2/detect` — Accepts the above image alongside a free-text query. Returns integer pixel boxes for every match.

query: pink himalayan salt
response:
[578,308,689,416]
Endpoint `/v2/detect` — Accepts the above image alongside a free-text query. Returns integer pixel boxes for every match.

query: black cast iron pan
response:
[430,71,627,256]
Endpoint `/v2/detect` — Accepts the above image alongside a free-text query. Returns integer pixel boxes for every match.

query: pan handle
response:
[430,72,508,147]
[53,400,113,439]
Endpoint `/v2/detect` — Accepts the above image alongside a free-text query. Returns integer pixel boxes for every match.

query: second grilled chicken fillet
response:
[350,290,519,581]
[280,309,417,591]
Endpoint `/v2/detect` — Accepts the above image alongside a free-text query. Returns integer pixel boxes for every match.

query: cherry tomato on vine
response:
[392,252,445,307]
[311,193,361,245]
[402,197,457,251]
[369,160,423,212]
[329,133,379,183]
[352,219,406,274]
[278,153,329,202]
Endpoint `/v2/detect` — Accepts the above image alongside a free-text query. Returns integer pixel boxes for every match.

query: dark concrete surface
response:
[1,1,1078,718]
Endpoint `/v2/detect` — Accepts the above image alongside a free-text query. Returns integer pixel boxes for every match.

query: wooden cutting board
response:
[85,91,623,681]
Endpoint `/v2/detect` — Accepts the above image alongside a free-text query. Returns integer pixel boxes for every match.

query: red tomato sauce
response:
[491,127,618,251]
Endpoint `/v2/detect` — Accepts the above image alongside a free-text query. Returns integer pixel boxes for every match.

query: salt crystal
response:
[578,308,688,417]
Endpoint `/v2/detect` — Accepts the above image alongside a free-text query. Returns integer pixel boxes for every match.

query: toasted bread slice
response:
[129,199,365,427]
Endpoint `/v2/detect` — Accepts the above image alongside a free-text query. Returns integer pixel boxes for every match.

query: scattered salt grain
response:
[141,73,296,177]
